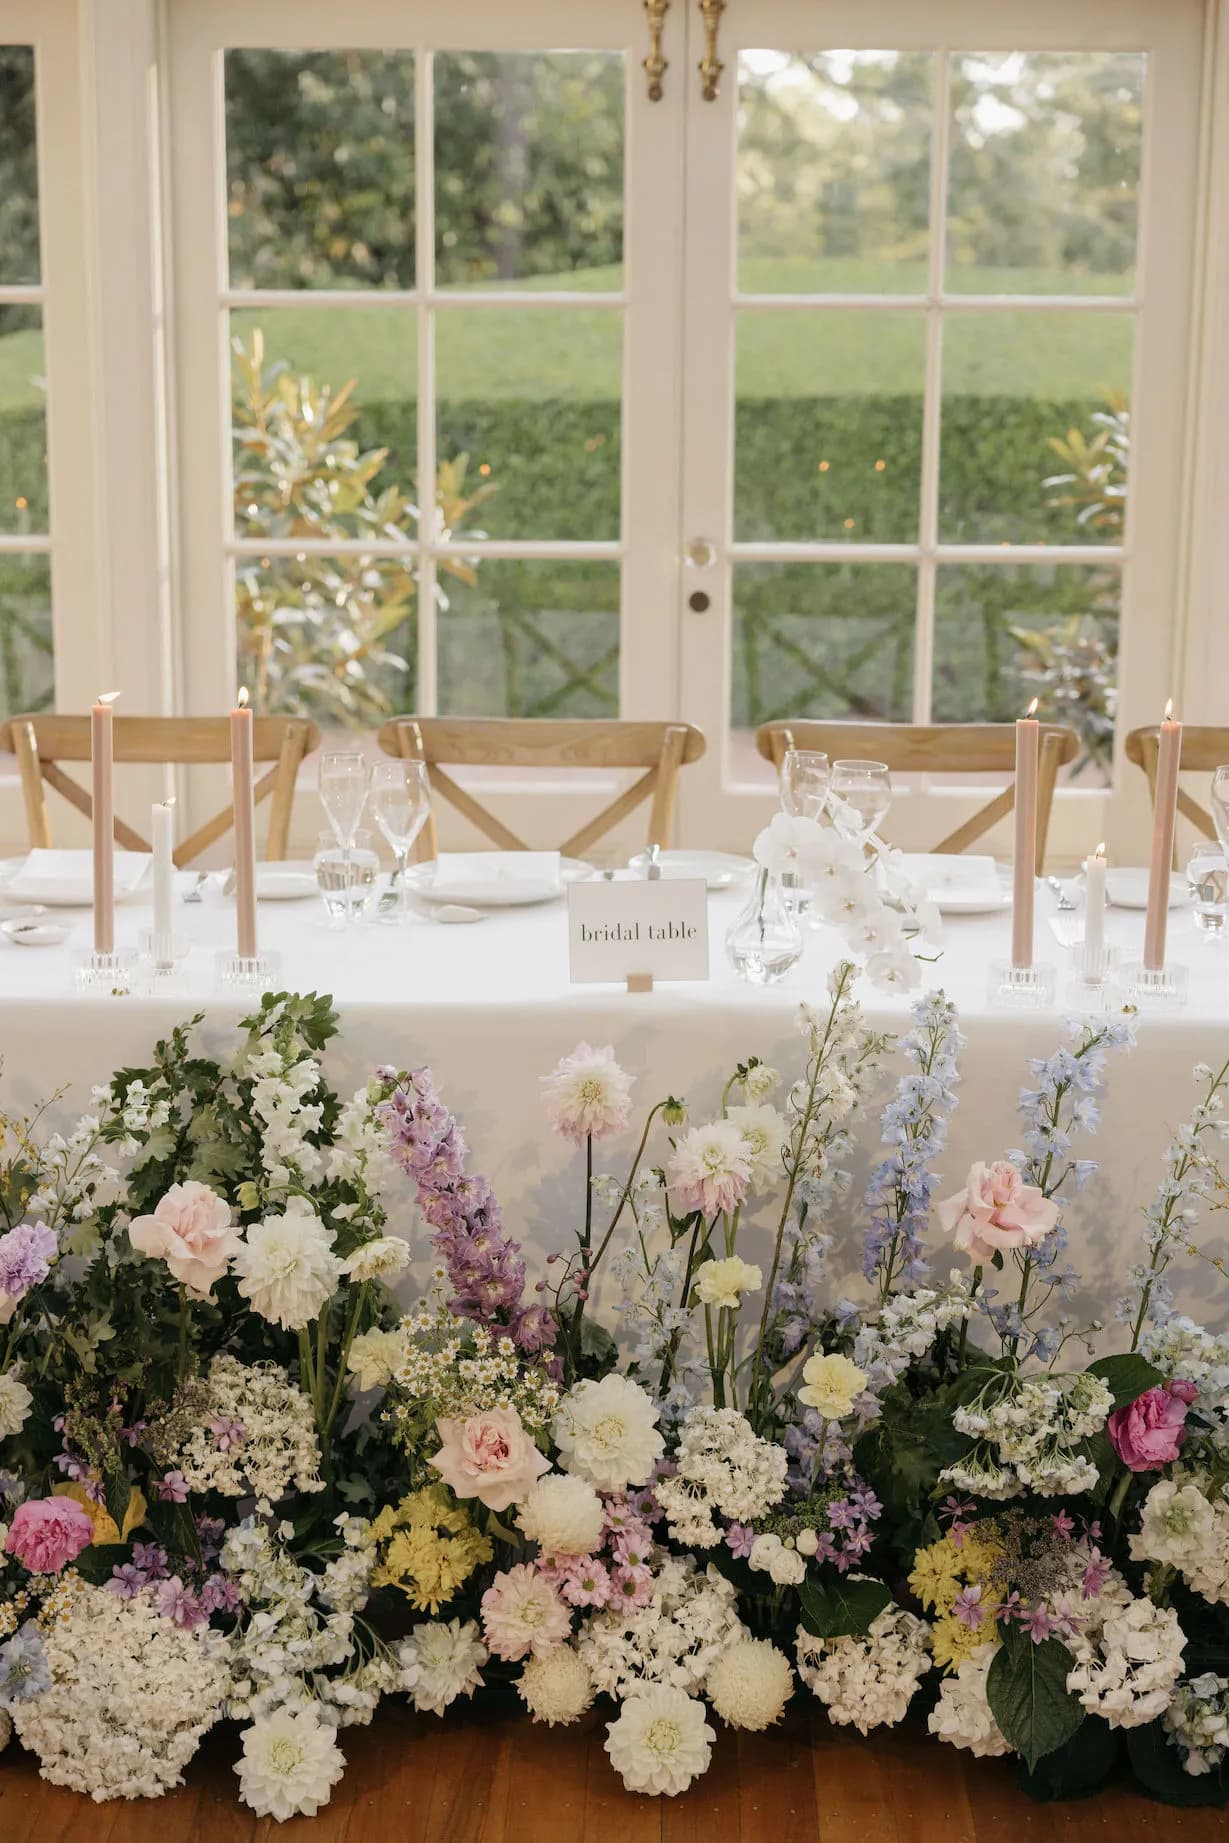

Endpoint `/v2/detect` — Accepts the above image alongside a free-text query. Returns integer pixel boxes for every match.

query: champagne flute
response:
[319,750,368,925]
[368,759,432,924]
[830,758,892,843]
[779,748,831,821]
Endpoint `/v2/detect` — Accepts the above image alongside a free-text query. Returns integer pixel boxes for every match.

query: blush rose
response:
[1107,1379,1198,1473]
[6,1495,95,1573]
[430,1407,549,1512]
[129,1181,245,1298]
[935,1160,1058,1264]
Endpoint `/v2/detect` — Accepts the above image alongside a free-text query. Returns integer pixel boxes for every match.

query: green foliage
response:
[1019,1719,1120,1801]
[986,1627,1084,1770]
[798,1572,892,1639]
[1085,1351,1164,1409]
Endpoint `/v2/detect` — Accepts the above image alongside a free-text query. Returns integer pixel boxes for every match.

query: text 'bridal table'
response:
[2,873,1227,1335]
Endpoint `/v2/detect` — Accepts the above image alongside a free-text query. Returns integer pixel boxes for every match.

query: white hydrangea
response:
[236,1706,346,1820]
[0,1366,33,1440]
[577,1557,745,1699]
[1165,1673,1229,1776]
[1066,1597,1187,1729]
[945,1373,1111,1499]
[1129,1477,1229,1605]
[13,1581,229,1801]
[403,1618,487,1716]
[655,1407,787,1548]
[927,1644,1012,1758]
[171,1355,324,1503]
[553,1373,664,1493]
[604,1685,714,1796]
[795,1605,930,1734]
[232,1200,342,1331]
[516,1472,605,1557]
[748,1533,807,1586]
[706,1637,793,1731]
[517,1646,595,1726]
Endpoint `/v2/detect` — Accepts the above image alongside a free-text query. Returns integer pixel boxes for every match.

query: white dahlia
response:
[542,1043,634,1144]
[726,1103,787,1187]
[517,1472,605,1556]
[518,1647,596,1726]
[0,1365,32,1440]
[604,1686,715,1796]
[232,1201,342,1330]
[405,1618,487,1716]
[554,1373,664,1493]
[235,1707,346,1820]
[706,1638,794,1731]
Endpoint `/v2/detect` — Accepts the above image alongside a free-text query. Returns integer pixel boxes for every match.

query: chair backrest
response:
[0,713,319,865]
[1125,726,1229,844]
[755,720,1080,874]
[376,717,706,862]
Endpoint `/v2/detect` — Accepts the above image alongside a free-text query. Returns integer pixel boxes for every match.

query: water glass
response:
[1187,847,1229,936]
[1210,764,1229,857]
[830,759,892,842]
[314,829,379,926]
[779,748,831,821]
[368,759,432,924]
[319,750,368,851]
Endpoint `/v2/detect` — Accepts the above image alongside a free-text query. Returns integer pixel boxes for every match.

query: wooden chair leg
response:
[265,721,309,860]
[12,719,51,849]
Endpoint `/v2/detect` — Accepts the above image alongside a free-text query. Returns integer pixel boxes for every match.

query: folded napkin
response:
[433,851,562,887]
[899,853,1000,901]
[6,848,152,903]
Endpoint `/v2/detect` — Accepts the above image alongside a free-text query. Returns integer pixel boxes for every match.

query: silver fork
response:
[1046,875,1078,912]
[182,871,209,904]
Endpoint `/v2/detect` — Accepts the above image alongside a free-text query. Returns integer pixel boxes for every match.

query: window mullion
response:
[415,44,438,716]
[913,49,952,726]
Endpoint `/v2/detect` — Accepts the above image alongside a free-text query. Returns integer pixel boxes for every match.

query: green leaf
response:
[986,1629,1084,1771]
[103,1472,132,1535]
[1086,1353,1164,1409]
[1127,1721,1229,1808]
[579,1317,618,1377]
[799,1574,892,1639]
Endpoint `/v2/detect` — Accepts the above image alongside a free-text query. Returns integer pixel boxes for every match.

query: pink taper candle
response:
[1144,699,1182,971]
[230,687,258,960]
[91,691,119,955]
[1011,698,1040,969]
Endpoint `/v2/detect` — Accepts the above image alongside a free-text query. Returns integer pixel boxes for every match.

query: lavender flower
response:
[0,1623,49,1707]
[0,1220,57,1305]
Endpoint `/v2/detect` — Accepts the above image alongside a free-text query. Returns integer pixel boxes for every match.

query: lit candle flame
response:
[236,686,250,710]
[1095,841,1106,858]
[1024,697,1039,718]
[160,796,176,809]
[1164,697,1175,722]
[97,690,120,706]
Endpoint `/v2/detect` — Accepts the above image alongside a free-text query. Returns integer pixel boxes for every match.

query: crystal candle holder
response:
[987,960,1056,1010]
[1123,961,1188,1010]
[137,930,190,995]
[214,949,280,992]
[1065,943,1118,1011]
[74,949,133,995]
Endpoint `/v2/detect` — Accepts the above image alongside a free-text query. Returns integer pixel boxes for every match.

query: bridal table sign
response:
[568,875,709,988]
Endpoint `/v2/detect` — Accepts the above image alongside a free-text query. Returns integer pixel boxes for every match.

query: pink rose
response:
[1107,1380,1197,1472]
[6,1495,95,1573]
[129,1181,244,1298]
[430,1408,549,1512]
[935,1160,1059,1264]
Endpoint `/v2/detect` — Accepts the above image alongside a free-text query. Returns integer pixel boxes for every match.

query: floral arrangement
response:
[2,987,1229,1817]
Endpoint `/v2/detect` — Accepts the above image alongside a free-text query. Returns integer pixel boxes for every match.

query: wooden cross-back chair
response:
[0,714,319,866]
[755,720,1080,875]
[376,717,706,863]
[1125,726,1229,847]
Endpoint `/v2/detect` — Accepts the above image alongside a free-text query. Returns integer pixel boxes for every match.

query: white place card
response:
[568,878,709,985]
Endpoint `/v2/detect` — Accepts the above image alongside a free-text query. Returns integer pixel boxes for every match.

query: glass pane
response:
[435,52,624,289]
[939,313,1131,544]
[737,51,932,294]
[0,555,52,718]
[436,309,621,541]
[0,307,47,535]
[730,562,916,779]
[225,51,415,291]
[947,52,1145,295]
[230,308,416,542]
[438,561,619,719]
[735,310,923,542]
[0,48,39,286]
[236,554,418,726]
[933,561,1118,782]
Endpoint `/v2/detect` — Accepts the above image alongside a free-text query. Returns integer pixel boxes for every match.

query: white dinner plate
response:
[255,863,318,901]
[0,853,151,908]
[899,856,1013,915]
[405,855,593,908]
[1103,868,1190,910]
[625,849,755,891]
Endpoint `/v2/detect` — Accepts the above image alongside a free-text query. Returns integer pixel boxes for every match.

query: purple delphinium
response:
[862,992,964,1296]
[376,1068,552,1354]
[0,1624,50,1707]
[0,1221,57,1303]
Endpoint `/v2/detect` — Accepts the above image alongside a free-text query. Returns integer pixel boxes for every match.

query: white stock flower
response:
[693,1255,762,1311]
[0,1366,33,1439]
[604,1686,715,1796]
[342,1237,410,1284]
[232,1201,342,1330]
[518,1647,596,1726]
[928,1644,1012,1757]
[542,1043,634,1144]
[749,1534,806,1586]
[797,1352,868,1420]
[235,1707,346,1821]
[517,1472,605,1556]
[553,1374,664,1493]
[726,1103,787,1187]
[706,1638,793,1731]
[405,1618,487,1715]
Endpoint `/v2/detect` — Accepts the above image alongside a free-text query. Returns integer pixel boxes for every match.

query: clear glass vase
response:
[725,867,804,984]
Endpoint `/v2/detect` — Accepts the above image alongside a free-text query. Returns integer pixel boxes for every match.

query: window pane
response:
[230,309,416,542]
[735,310,923,542]
[731,562,916,754]
[737,51,932,294]
[236,554,418,726]
[0,48,39,286]
[0,307,47,535]
[436,309,621,541]
[438,561,619,719]
[225,51,415,291]
[939,312,1130,544]
[933,561,1118,782]
[947,52,1145,295]
[434,52,624,289]
[0,554,52,718]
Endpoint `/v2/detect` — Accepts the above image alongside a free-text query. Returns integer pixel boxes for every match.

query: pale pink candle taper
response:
[91,691,119,955]
[1011,698,1040,969]
[230,688,258,960]
[1144,699,1182,971]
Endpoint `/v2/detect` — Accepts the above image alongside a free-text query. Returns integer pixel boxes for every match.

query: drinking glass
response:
[1210,764,1229,857]
[779,749,831,821]
[368,759,432,923]
[830,759,892,843]
[1187,846,1229,937]
[314,829,379,927]
[319,750,368,851]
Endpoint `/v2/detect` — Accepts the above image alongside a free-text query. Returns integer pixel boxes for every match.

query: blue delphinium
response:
[0,1622,50,1708]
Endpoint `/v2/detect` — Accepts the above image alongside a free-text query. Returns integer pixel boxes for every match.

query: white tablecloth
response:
[2,876,1228,1336]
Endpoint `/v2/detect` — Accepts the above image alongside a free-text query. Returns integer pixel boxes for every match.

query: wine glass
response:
[319,750,368,851]
[779,749,831,821]
[368,759,432,924]
[1210,765,1229,857]
[830,759,892,843]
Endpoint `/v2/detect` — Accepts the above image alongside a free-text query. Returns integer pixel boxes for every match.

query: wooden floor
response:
[2,1703,1226,1842]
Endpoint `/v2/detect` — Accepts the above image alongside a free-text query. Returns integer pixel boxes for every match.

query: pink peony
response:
[6,1495,95,1573]
[935,1160,1058,1264]
[430,1407,550,1512]
[1107,1380,1197,1473]
[128,1181,245,1298]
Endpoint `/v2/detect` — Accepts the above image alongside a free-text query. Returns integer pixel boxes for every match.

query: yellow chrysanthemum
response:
[370,1484,492,1613]
[930,1612,993,1674]
[908,1539,963,1613]
[955,1528,1003,1581]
